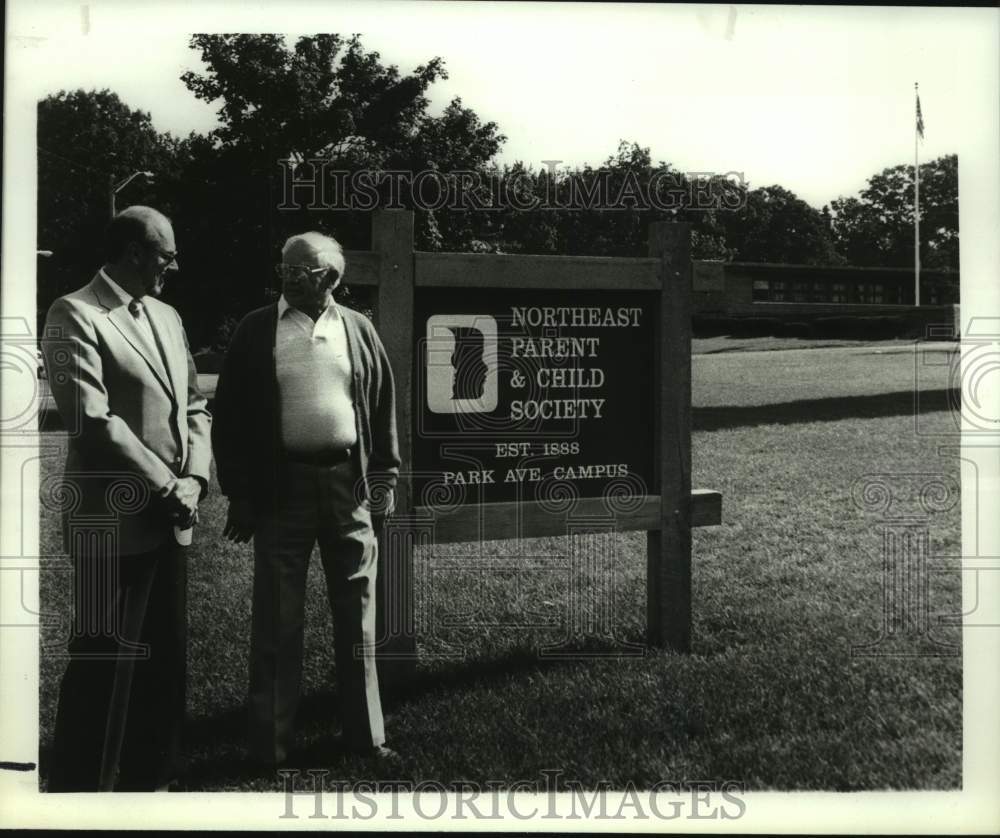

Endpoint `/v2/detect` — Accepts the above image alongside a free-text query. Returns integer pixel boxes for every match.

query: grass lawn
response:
[37,341,962,791]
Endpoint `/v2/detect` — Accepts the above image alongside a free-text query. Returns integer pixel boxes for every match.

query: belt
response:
[284,447,353,466]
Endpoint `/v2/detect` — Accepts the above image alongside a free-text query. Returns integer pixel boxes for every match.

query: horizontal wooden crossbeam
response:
[411,489,721,545]
[415,252,663,290]
[343,250,665,290]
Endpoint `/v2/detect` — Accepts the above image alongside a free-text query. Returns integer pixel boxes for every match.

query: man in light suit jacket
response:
[41,206,212,792]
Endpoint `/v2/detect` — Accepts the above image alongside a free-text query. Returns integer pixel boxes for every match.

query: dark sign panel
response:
[413,288,657,507]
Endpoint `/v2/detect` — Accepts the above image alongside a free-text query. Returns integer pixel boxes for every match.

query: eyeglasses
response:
[275,263,330,281]
[145,245,178,264]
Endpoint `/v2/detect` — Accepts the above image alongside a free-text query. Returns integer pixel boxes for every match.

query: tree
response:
[466,141,746,260]
[163,34,508,343]
[720,184,842,265]
[182,35,448,163]
[180,34,505,252]
[829,154,958,269]
[37,89,184,328]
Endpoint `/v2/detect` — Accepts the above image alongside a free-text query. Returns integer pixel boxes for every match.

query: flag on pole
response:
[916,91,925,139]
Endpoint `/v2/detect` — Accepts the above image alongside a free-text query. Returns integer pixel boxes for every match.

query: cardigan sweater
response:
[212,302,400,516]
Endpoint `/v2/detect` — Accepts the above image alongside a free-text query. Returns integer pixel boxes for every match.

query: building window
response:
[752,279,770,302]
[771,280,785,302]
[831,282,848,303]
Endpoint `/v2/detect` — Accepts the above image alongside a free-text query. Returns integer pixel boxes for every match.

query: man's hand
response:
[223,498,256,544]
[371,489,395,534]
[162,476,201,528]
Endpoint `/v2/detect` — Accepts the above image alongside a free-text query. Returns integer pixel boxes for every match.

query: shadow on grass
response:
[166,638,648,788]
[694,387,959,431]
[378,637,647,709]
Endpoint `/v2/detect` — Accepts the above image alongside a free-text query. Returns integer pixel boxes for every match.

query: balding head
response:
[103,205,178,298]
[105,206,173,263]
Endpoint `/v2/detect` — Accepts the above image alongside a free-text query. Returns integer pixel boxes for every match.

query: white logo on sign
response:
[426,315,498,414]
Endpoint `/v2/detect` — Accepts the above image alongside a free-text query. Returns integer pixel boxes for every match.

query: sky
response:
[8,3,991,209]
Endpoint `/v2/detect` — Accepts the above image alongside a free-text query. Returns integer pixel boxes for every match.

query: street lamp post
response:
[108,170,155,218]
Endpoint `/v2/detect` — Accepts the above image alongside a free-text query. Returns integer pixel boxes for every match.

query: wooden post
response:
[371,210,418,689]
[646,222,693,651]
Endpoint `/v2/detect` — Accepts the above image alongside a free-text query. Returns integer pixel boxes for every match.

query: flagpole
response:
[914,82,921,307]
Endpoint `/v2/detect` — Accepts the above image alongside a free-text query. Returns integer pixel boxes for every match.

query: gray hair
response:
[282,232,346,280]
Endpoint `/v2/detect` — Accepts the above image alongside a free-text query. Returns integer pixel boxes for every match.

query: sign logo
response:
[426,315,499,414]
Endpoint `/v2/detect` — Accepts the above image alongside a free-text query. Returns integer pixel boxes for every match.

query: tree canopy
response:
[168,34,508,335]
[37,89,186,328]
[829,154,958,270]
[181,34,455,164]
[721,184,843,265]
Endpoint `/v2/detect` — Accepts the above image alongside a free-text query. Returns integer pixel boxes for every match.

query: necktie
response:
[128,297,147,325]
[129,298,170,384]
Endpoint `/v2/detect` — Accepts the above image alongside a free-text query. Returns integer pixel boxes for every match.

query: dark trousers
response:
[248,460,383,765]
[47,538,187,792]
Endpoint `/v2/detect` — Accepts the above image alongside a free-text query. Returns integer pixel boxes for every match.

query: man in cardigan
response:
[42,206,211,791]
[212,232,400,765]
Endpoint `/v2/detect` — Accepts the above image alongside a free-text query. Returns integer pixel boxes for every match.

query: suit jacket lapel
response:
[92,274,174,398]
[144,301,183,398]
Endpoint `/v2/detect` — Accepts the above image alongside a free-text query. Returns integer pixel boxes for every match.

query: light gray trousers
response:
[248,459,384,764]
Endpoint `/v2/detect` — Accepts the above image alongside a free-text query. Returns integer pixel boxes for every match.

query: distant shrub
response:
[780,321,814,339]
[211,315,241,353]
[693,316,738,338]
[740,317,781,338]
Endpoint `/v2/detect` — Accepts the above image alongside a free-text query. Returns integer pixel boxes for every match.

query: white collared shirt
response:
[275,295,357,453]
[99,267,133,307]
[276,294,350,349]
